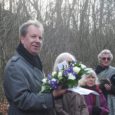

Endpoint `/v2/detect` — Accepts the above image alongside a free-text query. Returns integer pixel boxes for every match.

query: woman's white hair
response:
[53,52,76,71]
[98,49,113,63]
[78,68,99,86]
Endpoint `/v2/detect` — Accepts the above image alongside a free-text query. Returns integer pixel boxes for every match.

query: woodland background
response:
[0,0,115,104]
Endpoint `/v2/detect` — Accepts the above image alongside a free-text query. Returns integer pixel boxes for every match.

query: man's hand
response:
[52,87,67,97]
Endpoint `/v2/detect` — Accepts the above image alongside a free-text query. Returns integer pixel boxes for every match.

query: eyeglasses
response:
[102,57,111,61]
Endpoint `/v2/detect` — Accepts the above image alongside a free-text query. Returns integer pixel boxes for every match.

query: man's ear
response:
[20,37,25,44]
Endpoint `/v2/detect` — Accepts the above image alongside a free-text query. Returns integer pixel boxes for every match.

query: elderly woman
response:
[95,49,115,115]
[54,52,89,115]
[78,68,109,115]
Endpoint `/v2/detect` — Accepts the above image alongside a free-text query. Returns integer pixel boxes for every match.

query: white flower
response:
[52,78,57,81]
[73,67,81,73]
[51,78,59,84]
[42,78,47,83]
[52,71,57,76]
[68,73,76,80]
[58,71,63,80]
[80,64,86,69]
[84,68,93,73]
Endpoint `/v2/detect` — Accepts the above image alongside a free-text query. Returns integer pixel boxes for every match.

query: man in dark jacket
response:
[3,20,66,115]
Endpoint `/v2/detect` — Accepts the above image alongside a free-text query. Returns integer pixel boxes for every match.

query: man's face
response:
[100,54,111,67]
[21,25,43,55]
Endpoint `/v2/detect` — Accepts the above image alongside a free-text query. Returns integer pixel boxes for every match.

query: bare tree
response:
[1,0,115,101]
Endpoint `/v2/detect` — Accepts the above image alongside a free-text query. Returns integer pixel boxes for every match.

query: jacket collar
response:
[95,65,109,74]
[16,42,43,71]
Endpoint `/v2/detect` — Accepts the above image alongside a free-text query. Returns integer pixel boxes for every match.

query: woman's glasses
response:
[102,57,111,61]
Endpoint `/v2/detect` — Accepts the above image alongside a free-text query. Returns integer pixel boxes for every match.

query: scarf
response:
[16,42,43,71]
[95,65,109,74]
[82,85,101,106]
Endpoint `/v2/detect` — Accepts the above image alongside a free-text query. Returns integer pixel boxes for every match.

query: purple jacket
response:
[83,85,109,115]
